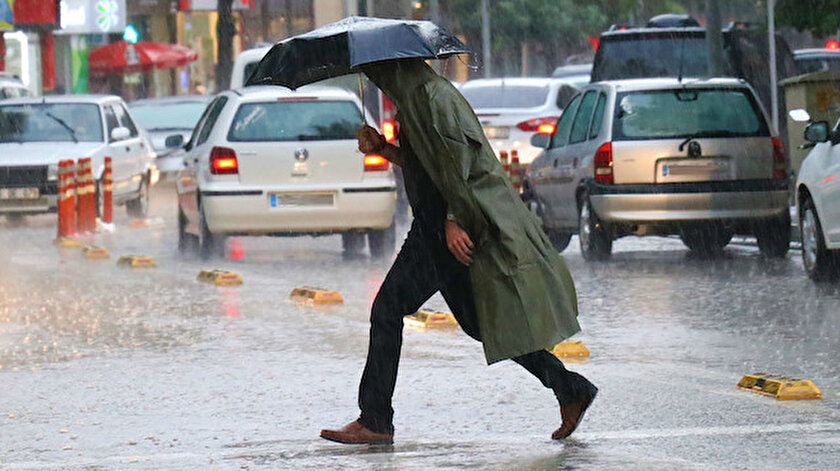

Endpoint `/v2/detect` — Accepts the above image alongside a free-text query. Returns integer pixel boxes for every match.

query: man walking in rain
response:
[320,60,597,445]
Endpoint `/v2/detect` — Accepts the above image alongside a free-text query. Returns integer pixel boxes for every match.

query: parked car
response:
[459,78,579,164]
[791,109,840,281]
[551,63,591,88]
[793,48,840,74]
[0,95,156,222]
[129,95,212,178]
[0,74,29,99]
[524,78,790,260]
[176,86,397,259]
[230,46,271,89]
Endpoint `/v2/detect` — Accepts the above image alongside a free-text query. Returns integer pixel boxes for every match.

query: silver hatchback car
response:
[525,78,790,260]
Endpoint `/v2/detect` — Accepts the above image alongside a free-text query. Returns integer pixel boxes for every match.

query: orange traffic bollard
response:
[103,156,113,224]
[510,150,522,191]
[56,160,67,239]
[76,158,95,233]
[66,160,77,236]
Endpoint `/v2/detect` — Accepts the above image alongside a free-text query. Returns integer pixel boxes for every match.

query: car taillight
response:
[537,123,556,134]
[772,137,786,180]
[593,142,613,184]
[210,147,238,175]
[364,154,389,172]
[516,116,559,132]
[382,120,396,143]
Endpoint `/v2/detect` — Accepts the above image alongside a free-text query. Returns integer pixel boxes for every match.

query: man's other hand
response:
[446,220,474,266]
[356,125,385,154]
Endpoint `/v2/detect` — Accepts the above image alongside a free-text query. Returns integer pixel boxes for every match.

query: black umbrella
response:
[245,16,471,90]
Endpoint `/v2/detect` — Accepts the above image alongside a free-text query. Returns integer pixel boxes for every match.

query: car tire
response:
[680,225,732,256]
[178,206,198,254]
[368,222,396,259]
[756,215,790,258]
[126,173,149,218]
[199,205,225,260]
[342,231,366,256]
[578,192,612,261]
[546,230,572,252]
[800,197,838,281]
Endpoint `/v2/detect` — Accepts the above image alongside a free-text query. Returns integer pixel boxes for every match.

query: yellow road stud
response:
[550,340,590,358]
[128,219,148,228]
[737,373,822,400]
[55,237,83,248]
[117,255,157,268]
[83,246,110,259]
[197,269,243,286]
[404,309,458,329]
[289,286,343,304]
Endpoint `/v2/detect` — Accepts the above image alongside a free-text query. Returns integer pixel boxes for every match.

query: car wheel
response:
[342,231,366,256]
[680,225,732,256]
[368,222,396,259]
[126,174,149,218]
[546,230,572,252]
[578,192,612,261]
[800,198,838,281]
[756,215,791,258]
[178,206,198,254]
[199,205,225,260]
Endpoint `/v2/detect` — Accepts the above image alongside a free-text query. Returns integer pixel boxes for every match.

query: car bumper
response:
[589,179,789,223]
[202,184,397,234]
[0,194,57,214]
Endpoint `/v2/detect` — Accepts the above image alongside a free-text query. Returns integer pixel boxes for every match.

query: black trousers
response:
[358,224,597,435]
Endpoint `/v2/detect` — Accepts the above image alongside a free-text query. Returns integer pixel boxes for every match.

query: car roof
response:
[129,95,212,106]
[235,46,272,61]
[552,64,592,77]
[794,48,840,58]
[591,77,748,92]
[0,94,123,105]
[228,85,360,101]
[601,26,706,38]
[460,77,571,88]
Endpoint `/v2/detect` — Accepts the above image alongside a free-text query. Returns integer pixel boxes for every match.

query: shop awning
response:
[88,41,198,76]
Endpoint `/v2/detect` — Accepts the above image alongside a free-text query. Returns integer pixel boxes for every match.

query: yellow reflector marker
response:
[290,286,343,304]
[128,219,148,228]
[550,340,590,358]
[404,309,458,329]
[56,237,83,248]
[83,246,110,259]
[198,269,243,286]
[737,373,822,400]
[117,255,157,268]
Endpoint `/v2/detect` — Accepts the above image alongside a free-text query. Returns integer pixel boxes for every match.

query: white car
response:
[793,109,840,280]
[230,46,271,89]
[0,74,29,99]
[0,95,156,222]
[459,77,579,164]
[176,86,397,259]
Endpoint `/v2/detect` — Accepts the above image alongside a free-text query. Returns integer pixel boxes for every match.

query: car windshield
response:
[612,88,768,140]
[0,103,103,143]
[228,100,360,142]
[594,35,727,81]
[795,56,840,73]
[461,83,550,109]
[129,101,208,130]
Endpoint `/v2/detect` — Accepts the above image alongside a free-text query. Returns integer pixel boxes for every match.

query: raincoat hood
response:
[361,60,438,109]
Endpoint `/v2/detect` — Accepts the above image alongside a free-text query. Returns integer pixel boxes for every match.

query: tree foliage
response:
[776,0,840,37]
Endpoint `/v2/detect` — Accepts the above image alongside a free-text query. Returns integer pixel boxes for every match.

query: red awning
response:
[88,41,198,76]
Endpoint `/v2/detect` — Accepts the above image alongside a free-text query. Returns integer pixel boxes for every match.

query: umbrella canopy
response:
[88,41,198,77]
[246,16,470,89]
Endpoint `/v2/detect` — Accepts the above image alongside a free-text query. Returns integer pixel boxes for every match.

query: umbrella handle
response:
[357,73,365,125]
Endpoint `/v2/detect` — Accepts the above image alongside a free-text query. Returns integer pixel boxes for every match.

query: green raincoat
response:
[362,61,580,364]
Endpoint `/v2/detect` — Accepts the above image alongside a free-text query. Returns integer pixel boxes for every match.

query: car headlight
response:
[47,163,58,181]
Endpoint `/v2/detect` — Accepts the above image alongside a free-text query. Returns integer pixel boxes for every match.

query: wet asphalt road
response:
[1,182,839,470]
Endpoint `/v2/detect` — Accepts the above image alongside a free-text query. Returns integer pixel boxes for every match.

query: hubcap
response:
[579,202,591,249]
[802,209,819,271]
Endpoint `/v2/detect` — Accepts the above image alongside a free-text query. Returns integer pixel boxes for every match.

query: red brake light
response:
[537,123,556,134]
[826,39,839,50]
[516,116,559,132]
[210,147,238,175]
[382,120,396,143]
[364,154,389,172]
[593,142,613,184]
[772,137,787,180]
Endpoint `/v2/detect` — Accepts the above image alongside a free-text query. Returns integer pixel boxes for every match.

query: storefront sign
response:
[58,0,126,34]
[13,0,59,28]
[0,0,13,31]
[179,0,251,11]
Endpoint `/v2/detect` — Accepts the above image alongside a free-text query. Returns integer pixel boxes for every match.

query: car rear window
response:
[461,84,549,109]
[612,88,769,141]
[227,100,360,142]
[593,35,726,81]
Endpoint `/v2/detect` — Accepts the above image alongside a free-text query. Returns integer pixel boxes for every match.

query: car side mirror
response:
[530,133,550,149]
[110,126,130,141]
[165,134,185,149]
[804,121,829,144]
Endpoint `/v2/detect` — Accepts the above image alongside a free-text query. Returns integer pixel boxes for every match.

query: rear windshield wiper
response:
[678,130,741,150]
[44,111,78,143]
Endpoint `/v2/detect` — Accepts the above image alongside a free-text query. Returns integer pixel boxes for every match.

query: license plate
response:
[269,192,334,207]
[0,187,39,199]
[483,126,510,139]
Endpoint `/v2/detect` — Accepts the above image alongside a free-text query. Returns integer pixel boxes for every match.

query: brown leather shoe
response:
[552,392,597,440]
[320,420,394,445]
